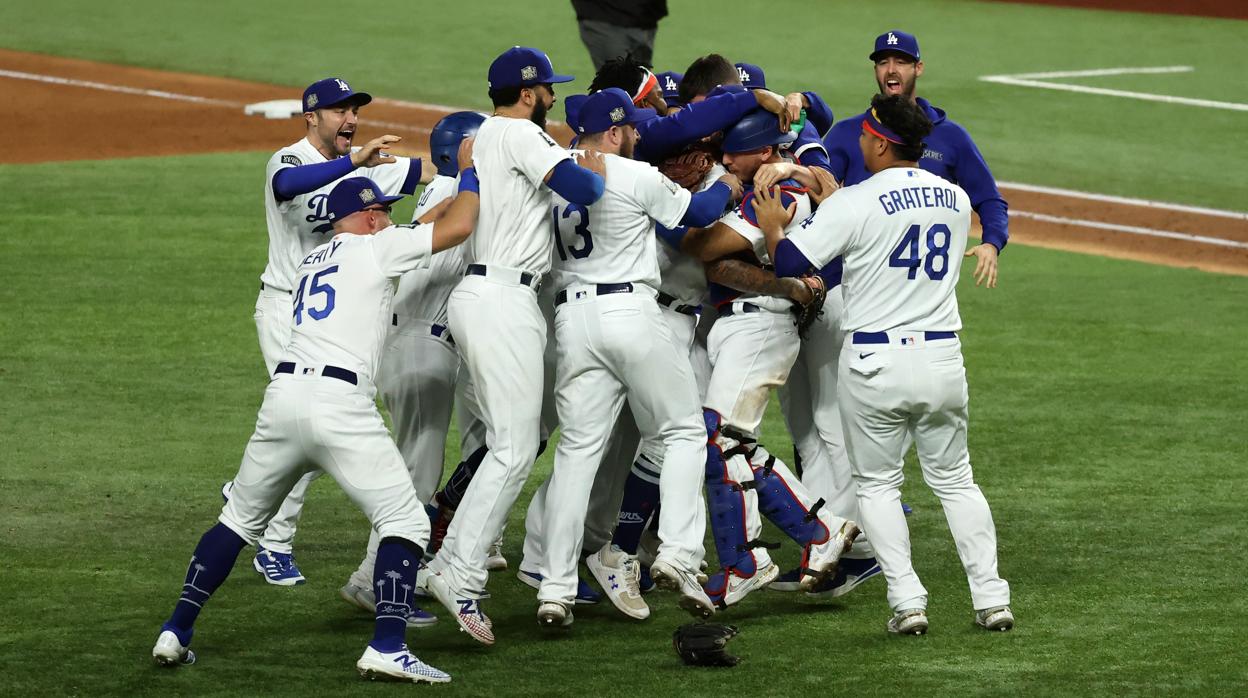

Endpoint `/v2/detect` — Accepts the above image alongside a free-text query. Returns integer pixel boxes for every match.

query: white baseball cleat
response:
[708,562,781,608]
[356,644,451,684]
[586,544,649,620]
[650,558,716,619]
[152,629,195,667]
[537,600,573,629]
[799,520,861,591]
[421,570,494,645]
[485,538,508,571]
[975,605,1015,632]
[887,608,929,635]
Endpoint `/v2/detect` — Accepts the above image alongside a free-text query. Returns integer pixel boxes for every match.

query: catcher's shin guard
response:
[750,448,830,547]
[703,410,763,578]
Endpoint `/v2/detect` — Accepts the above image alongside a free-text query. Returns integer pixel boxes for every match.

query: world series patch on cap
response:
[303,77,372,113]
[576,88,655,134]
[326,177,403,222]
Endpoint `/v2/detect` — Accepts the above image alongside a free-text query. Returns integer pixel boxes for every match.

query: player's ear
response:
[915,61,924,78]
[304,111,316,128]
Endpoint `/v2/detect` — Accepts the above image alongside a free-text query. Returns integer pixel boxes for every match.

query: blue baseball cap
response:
[302,77,372,112]
[870,30,920,62]
[488,47,574,91]
[564,94,589,132]
[326,177,403,223]
[656,71,683,106]
[577,88,656,135]
[735,63,766,90]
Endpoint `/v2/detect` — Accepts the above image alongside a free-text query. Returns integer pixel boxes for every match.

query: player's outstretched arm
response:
[705,258,811,305]
[429,168,481,252]
[543,155,605,206]
[682,221,752,262]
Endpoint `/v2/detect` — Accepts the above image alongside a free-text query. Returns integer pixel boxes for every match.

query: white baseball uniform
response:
[429,115,571,594]
[253,138,419,554]
[786,166,1009,612]
[536,153,707,605]
[220,226,436,555]
[347,174,467,590]
[704,185,848,574]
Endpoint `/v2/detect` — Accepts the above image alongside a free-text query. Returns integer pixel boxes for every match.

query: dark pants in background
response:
[577,18,657,70]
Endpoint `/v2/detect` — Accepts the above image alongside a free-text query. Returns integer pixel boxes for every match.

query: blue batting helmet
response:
[722,109,797,154]
[430,111,487,177]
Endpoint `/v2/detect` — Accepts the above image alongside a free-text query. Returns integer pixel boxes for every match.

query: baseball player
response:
[243,77,422,585]
[756,93,1012,635]
[418,46,606,646]
[339,111,486,626]
[670,110,859,607]
[536,88,738,627]
[152,175,479,682]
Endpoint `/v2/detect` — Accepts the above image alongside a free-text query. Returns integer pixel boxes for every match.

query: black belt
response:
[465,263,539,289]
[852,331,957,344]
[391,315,455,344]
[274,361,358,385]
[656,292,700,316]
[260,282,291,295]
[555,282,633,306]
[718,302,761,317]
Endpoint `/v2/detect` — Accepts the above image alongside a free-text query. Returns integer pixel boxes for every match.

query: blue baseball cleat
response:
[516,569,602,604]
[638,564,656,594]
[805,557,882,598]
[902,502,913,516]
[254,547,306,586]
[768,567,803,592]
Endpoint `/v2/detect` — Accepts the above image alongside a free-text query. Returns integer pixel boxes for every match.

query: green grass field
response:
[1,1,1247,695]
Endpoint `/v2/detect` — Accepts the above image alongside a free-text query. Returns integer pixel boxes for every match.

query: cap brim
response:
[547,74,575,84]
[377,193,404,205]
[628,107,657,124]
[869,49,918,62]
[322,91,374,109]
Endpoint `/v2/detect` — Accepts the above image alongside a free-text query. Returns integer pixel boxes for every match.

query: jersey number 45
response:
[293,266,338,325]
[889,223,951,281]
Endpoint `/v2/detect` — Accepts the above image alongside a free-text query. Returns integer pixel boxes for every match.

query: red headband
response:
[632,69,658,105]
[861,107,906,145]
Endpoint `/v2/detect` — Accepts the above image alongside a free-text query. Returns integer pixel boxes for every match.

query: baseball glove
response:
[672,622,741,667]
[793,274,827,338]
[658,144,717,191]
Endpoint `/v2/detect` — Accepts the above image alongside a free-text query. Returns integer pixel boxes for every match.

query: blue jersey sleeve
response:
[680,181,732,227]
[793,120,831,172]
[801,91,834,136]
[272,157,355,202]
[949,123,1010,251]
[546,159,605,206]
[635,90,759,164]
[774,238,816,278]
[822,116,863,184]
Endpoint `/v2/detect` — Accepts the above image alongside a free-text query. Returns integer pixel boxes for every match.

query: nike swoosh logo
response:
[859,352,876,360]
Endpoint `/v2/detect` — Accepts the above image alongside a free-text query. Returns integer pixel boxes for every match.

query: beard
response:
[530,99,549,129]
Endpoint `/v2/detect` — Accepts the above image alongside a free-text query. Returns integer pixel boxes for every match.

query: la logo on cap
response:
[610,106,625,123]
[887,32,899,45]
[738,66,750,81]
[336,78,349,91]
[521,65,537,81]
[665,75,677,91]
[359,188,376,203]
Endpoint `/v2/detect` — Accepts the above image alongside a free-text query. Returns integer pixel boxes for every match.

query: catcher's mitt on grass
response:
[672,622,741,667]
[793,274,827,338]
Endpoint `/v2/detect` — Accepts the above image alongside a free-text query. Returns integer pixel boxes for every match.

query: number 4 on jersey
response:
[889,223,951,281]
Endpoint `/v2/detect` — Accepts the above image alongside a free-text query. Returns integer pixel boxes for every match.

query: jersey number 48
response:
[292,265,338,325]
[889,223,951,281]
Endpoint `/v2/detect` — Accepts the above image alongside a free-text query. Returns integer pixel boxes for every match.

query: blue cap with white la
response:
[577,88,656,135]
[487,47,575,91]
[870,30,920,62]
[327,177,403,222]
[735,63,766,90]
[303,77,372,112]
[656,71,683,106]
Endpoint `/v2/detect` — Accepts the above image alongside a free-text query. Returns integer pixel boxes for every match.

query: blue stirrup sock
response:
[612,455,662,554]
[371,536,424,653]
[165,523,248,644]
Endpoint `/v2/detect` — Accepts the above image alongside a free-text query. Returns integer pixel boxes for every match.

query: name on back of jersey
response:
[878,184,961,216]
[302,238,344,267]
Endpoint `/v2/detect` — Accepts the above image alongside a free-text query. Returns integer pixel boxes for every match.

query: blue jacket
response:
[823,97,1009,251]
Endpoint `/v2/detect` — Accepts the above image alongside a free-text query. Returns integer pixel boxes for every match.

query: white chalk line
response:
[1011,211,1248,250]
[4,65,1246,243]
[979,65,1248,112]
[998,181,1248,221]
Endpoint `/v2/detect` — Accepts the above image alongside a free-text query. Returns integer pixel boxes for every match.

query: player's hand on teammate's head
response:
[753,182,796,232]
[351,134,401,168]
[457,136,476,173]
[576,149,607,178]
[718,173,744,201]
[753,163,796,191]
[964,243,1000,288]
[783,92,807,127]
[752,89,792,132]
[807,167,840,206]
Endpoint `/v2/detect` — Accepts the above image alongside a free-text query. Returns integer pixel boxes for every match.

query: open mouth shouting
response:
[883,77,904,96]
[336,125,356,150]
